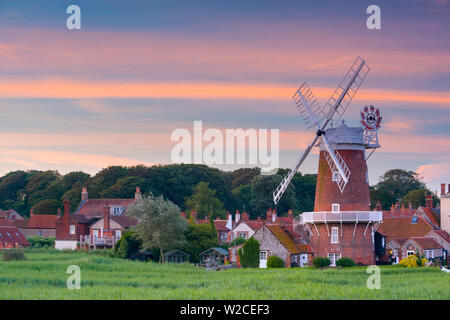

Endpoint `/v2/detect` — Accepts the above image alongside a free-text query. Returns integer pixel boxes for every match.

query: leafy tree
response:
[232,184,253,213]
[370,187,397,210]
[374,169,425,200]
[62,171,90,189]
[182,223,219,263]
[86,166,130,197]
[33,199,62,215]
[113,231,142,260]
[229,237,246,247]
[100,176,149,199]
[250,174,296,218]
[402,189,438,209]
[238,237,260,268]
[226,167,261,189]
[185,182,226,219]
[127,195,188,262]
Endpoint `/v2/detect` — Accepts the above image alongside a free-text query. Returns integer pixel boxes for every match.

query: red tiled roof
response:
[378,216,432,241]
[245,221,264,231]
[266,224,301,254]
[387,238,408,248]
[0,209,24,221]
[418,207,440,227]
[428,230,450,243]
[75,199,135,218]
[382,210,414,219]
[0,227,30,246]
[111,216,138,228]
[213,220,229,231]
[24,215,57,229]
[409,237,443,250]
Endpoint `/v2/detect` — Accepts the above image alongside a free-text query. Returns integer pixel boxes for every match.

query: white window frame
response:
[332,171,341,182]
[238,231,248,239]
[93,229,99,238]
[425,250,434,259]
[69,225,75,235]
[328,253,341,267]
[331,203,340,213]
[260,250,267,260]
[331,227,339,243]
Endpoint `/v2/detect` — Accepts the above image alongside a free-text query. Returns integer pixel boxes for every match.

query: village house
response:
[252,223,312,268]
[440,183,450,234]
[20,208,58,237]
[0,209,24,221]
[54,186,140,250]
[400,237,445,262]
[0,226,30,248]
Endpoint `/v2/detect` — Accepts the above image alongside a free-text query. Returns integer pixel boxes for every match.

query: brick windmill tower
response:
[273,57,383,265]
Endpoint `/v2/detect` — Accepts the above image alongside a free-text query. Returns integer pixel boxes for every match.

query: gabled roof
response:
[200,247,229,256]
[265,224,302,254]
[110,216,137,228]
[407,237,443,250]
[163,250,189,257]
[75,199,135,218]
[213,220,230,231]
[24,215,58,229]
[427,230,450,244]
[386,238,408,248]
[377,216,432,241]
[0,209,24,221]
[0,226,30,246]
[416,207,440,228]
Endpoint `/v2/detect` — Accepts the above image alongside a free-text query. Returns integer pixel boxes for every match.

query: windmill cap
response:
[323,122,364,146]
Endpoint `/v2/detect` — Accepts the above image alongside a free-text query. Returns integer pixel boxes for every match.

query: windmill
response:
[273,57,370,205]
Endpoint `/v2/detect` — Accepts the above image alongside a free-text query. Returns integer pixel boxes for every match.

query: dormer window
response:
[332,203,340,213]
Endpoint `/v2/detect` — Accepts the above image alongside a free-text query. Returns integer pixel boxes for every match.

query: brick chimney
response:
[272,209,277,222]
[425,194,433,208]
[241,212,249,221]
[288,209,293,220]
[135,186,142,200]
[81,187,88,201]
[30,207,34,217]
[401,203,406,214]
[441,184,446,198]
[57,208,62,218]
[394,201,400,213]
[104,201,110,230]
[235,210,240,224]
[266,209,272,222]
[63,199,70,222]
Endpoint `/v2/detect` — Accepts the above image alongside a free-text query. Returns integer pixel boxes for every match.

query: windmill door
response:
[259,251,268,268]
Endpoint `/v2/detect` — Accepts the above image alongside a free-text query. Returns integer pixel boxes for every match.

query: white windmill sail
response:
[273,57,369,205]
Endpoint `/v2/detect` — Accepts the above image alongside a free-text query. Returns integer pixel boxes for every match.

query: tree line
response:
[0,164,437,218]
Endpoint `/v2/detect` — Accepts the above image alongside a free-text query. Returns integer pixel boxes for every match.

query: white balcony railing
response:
[297,211,382,224]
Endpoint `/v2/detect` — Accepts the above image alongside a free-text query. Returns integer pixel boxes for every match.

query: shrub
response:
[113,231,142,259]
[2,249,26,261]
[312,257,331,268]
[399,255,428,268]
[336,257,356,267]
[229,237,246,247]
[237,237,260,268]
[27,236,55,248]
[267,255,285,268]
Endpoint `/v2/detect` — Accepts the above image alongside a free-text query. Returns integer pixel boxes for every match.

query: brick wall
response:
[314,149,370,212]
[310,223,376,265]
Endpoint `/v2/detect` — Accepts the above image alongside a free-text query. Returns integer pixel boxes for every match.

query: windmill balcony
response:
[297,211,382,224]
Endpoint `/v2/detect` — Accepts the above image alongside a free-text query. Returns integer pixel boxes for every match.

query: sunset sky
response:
[0,0,449,193]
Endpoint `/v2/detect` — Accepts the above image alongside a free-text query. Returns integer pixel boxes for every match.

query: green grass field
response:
[0,250,448,299]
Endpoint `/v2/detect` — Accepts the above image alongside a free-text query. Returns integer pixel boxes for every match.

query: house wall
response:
[252,226,290,267]
[426,232,450,252]
[55,240,77,250]
[401,241,444,260]
[230,223,254,241]
[21,228,55,238]
[441,197,450,234]
[309,223,376,265]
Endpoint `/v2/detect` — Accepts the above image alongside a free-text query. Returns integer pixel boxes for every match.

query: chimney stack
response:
[235,210,240,224]
[104,201,110,230]
[272,209,277,222]
[288,209,293,220]
[441,184,446,198]
[57,208,62,218]
[266,209,272,222]
[401,203,406,214]
[241,212,249,221]
[390,203,394,213]
[425,194,433,208]
[81,187,88,201]
[63,199,70,217]
[135,186,142,200]
[30,207,34,217]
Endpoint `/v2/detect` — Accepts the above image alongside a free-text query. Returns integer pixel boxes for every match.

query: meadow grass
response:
[0,249,448,299]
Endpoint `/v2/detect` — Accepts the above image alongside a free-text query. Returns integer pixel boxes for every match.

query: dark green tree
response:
[237,237,260,268]
[182,223,219,263]
[374,169,425,200]
[33,199,62,215]
[185,182,226,219]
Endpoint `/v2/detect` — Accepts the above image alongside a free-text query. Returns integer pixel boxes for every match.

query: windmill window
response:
[332,171,341,182]
[331,227,339,243]
[331,203,340,213]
